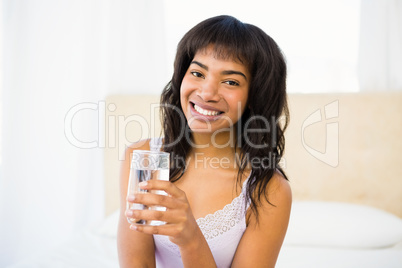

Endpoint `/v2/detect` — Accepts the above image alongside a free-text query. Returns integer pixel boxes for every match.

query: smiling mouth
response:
[191,102,224,117]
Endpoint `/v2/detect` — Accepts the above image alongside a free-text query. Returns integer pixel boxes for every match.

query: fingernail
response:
[130,225,137,231]
[139,181,148,188]
[126,210,133,217]
[127,195,135,202]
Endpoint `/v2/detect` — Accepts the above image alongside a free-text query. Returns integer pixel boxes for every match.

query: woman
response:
[118,15,292,268]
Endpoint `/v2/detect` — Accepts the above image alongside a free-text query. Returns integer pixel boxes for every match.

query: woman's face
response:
[180,46,250,135]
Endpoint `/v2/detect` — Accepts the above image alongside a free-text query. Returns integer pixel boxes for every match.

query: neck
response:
[184,131,247,172]
[189,131,237,158]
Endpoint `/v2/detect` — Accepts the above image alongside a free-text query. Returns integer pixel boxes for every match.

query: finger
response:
[125,210,146,225]
[128,207,180,224]
[139,180,184,199]
[131,223,183,237]
[130,223,166,235]
[130,192,179,209]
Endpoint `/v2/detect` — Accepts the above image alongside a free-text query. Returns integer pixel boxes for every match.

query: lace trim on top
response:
[196,179,249,240]
[155,181,249,257]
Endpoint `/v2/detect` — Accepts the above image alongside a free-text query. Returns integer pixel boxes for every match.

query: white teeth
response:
[194,104,220,116]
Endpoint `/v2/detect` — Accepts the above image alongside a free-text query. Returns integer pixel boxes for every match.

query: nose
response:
[197,79,221,102]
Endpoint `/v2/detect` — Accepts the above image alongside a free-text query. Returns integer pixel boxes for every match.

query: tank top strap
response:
[241,175,252,213]
[149,137,163,152]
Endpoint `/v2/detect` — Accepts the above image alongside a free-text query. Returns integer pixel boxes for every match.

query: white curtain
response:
[358,0,402,91]
[0,0,166,266]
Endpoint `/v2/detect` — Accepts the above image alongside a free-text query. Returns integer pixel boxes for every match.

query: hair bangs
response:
[182,16,256,69]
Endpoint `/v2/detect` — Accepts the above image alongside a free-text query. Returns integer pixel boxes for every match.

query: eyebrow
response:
[191,60,248,81]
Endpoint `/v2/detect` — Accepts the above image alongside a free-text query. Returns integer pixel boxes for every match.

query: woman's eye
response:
[191,71,204,78]
[224,80,239,86]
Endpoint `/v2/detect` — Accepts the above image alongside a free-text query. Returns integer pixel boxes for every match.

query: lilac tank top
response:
[150,138,250,268]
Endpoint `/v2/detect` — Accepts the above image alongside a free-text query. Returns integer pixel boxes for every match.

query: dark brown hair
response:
[160,15,289,217]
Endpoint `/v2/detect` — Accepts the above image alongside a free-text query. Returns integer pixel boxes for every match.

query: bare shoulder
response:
[247,170,292,225]
[247,171,292,215]
[232,171,292,267]
[264,171,292,208]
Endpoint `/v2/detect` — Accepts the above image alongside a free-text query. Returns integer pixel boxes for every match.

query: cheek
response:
[180,77,193,100]
[180,80,194,113]
[179,83,187,103]
[227,93,248,113]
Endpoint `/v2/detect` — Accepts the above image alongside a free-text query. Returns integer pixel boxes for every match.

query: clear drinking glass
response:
[126,150,170,226]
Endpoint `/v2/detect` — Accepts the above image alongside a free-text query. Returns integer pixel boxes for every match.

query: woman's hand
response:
[125,180,199,248]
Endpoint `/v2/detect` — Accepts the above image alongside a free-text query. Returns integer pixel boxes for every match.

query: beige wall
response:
[284,92,402,217]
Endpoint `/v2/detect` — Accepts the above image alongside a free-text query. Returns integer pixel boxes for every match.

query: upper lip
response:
[190,101,224,112]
